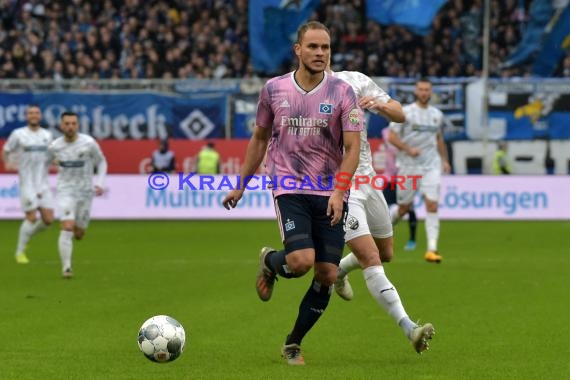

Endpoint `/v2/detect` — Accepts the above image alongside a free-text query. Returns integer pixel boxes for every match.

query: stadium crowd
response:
[0,0,568,80]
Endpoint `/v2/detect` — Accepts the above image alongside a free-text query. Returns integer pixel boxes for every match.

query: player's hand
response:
[94,186,104,196]
[442,160,451,174]
[406,147,420,157]
[4,162,17,171]
[358,96,377,111]
[327,190,344,226]
[222,189,244,210]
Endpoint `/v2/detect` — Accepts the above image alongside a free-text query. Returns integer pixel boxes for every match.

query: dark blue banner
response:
[0,93,34,138]
[366,0,447,36]
[232,94,258,138]
[249,0,320,74]
[0,92,227,140]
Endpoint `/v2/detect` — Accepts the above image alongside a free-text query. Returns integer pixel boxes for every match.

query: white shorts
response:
[57,194,93,229]
[396,167,441,205]
[20,187,54,212]
[345,180,393,242]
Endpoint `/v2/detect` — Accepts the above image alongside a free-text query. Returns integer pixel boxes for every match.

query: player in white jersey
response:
[1,105,54,264]
[329,69,436,353]
[48,111,107,278]
[388,78,450,263]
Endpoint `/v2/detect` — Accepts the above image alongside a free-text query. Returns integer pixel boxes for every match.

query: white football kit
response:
[48,133,107,228]
[3,126,53,212]
[332,71,393,241]
[389,103,444,204]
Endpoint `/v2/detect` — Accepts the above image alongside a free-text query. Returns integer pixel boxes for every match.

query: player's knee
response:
[286,255,313,275]
[314,270,336,287]
[358,249,381,267]
[425,201,438,213]
[42,217,53,226]
[74,230,85,240]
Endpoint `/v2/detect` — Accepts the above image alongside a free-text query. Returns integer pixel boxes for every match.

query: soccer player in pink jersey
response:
[222,21,363,365]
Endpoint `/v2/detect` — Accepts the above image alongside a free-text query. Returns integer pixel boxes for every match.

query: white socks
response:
[363,266,415,337]
[16,220,34,254]
[58,231,74,270]
[425,212,439,251]
[337,252,360,279]
[16,220,47,254]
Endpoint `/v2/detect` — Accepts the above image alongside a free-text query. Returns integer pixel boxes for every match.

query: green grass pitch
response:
[1,219,569,379]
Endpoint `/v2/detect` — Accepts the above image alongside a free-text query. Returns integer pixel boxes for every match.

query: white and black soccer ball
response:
[137,315,186,363]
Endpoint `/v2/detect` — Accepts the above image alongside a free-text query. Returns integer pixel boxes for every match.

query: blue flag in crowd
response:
[502,0,554,68]
[249,0,320,74]
[532,5,570,77]
[366,0,447,36]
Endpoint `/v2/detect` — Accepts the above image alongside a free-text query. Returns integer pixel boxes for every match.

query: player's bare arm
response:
[388,130,420,157]
[222,126,271,209]
[437,132,451,173]
[328,130,360,225]
[359,97,405,123]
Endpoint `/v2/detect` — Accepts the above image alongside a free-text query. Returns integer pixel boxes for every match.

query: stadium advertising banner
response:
[0,175,569,220]
[0,92,227,140]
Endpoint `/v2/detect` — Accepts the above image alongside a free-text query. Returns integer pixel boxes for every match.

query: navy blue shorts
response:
[273,194,348,265]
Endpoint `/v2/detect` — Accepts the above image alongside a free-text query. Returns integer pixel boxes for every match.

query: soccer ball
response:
[137,315,186,363]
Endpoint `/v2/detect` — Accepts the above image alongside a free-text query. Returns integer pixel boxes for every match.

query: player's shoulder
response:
[334,70,370,83]
[49,135,65,147]
[77,133,97,143]
[48,136,65,152]
[428,105,444,117]
[327,72,356,89]
[8,126,26,137]
[264,72,292,87]
[403,103,415,112]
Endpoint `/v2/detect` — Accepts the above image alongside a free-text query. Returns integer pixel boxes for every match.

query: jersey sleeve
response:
[255,84,273,129]
[91,140,108,187]
[389,119,404,135]
[3,130,19,153]
[360,73,391,104]
[340,85,364,132]
[91,139,106,165]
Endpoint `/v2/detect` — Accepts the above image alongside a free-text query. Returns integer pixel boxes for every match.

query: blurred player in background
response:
[381,127,418,251]
[222,21,362,365]
[388,78,450,263]
[48,111,107,278]
[329,68,435,353]
[1,105,54,264]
